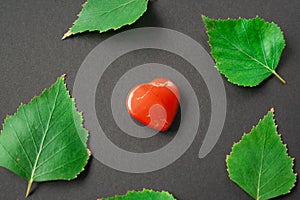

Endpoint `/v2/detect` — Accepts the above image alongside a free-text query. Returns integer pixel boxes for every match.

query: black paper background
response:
[0,0,299,199]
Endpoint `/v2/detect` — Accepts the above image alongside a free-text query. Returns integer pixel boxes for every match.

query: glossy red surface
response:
[126,78,180,131]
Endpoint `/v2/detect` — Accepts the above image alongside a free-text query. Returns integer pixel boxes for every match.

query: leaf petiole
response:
[62,0,149,39]
[62,30,72,40]
[26,179,33,197]
[272,70,286,84]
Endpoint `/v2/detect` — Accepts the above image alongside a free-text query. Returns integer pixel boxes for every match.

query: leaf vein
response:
[77,0,140,23]
[260,162,290,191]
[0,141,30,178]
[33,154,86,179]
[256,125,269,199]
[21,106,38,154]
[213,28,273,73]
[260,178,295,199]
[44,92,52,113]
[258,23,269,66]
[35,138,79,170]
[30,84,61,181]
[41,122,74,151]
[241,20,254,56]
[8,121,33,169]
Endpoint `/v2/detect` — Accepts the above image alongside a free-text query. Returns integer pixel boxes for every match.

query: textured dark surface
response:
[0,0,299,199]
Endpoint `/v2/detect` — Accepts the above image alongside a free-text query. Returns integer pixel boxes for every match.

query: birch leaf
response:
[0,75,90,197]
[97,189,176,200]
[226,109,296,200]
[202,16,286,86]
[63,0,149,39]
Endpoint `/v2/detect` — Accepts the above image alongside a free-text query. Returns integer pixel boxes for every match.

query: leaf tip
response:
[62,30,73,40]
[87,148,92,156]
[201,15,210,23]
[61,74,67,79]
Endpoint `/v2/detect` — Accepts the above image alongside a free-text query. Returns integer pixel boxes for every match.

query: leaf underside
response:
[98,189,176,200]
[226,109,296,200]
[202,16,286,86]
[0,76,89,196]
[63,0,149,39]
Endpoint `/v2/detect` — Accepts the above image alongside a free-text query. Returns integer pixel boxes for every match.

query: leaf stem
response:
[272,70,286,84]
[62,30,72,40]
[26,179,33,197]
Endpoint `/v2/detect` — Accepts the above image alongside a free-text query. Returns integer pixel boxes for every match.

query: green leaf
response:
[202,16,286,86]
[62,0,149,39]
[98,189,176,200]
[0,75,90,197]
[226,108,296,200]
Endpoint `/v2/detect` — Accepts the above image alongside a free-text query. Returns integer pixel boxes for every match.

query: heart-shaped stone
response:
[126,78,180,131]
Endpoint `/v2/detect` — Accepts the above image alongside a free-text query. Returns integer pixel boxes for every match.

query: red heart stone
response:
[126,78,180,131]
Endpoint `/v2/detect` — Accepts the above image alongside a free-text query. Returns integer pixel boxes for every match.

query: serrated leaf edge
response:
[62,0,149,40]
[0,75,91,197]
[226,108,297,199]
[97,188,176,200]
[202,15,286,87]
